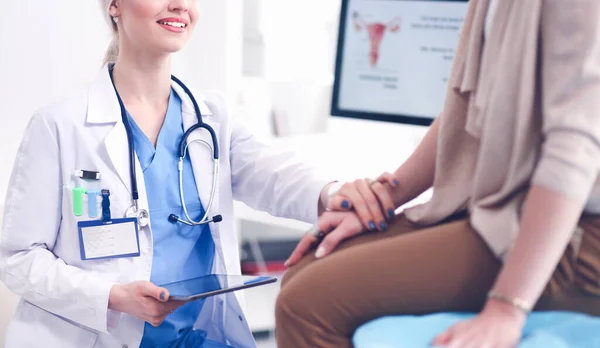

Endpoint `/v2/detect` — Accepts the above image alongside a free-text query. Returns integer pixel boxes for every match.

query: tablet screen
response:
[161,274,277,300]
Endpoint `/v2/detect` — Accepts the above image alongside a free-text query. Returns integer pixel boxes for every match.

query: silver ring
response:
[307,225,325,239]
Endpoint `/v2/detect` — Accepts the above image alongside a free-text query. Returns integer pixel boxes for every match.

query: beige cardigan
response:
[404,0,600,260]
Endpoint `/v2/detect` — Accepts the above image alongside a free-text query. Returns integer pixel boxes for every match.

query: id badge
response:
[77,218,141,260]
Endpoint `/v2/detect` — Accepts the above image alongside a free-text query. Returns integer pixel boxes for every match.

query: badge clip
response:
[101,189,112,223]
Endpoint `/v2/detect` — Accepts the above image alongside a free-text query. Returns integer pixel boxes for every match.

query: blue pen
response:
[101,189,111,222]
[86,190,100,218]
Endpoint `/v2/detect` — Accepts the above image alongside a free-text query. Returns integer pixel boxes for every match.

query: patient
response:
[276,0,600,347]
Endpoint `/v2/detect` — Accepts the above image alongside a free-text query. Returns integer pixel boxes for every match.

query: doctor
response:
[0,0,334,347]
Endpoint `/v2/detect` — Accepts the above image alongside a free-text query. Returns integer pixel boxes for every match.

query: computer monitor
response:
[331,0,469,126]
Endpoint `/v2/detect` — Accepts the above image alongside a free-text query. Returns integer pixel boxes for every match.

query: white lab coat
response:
[0,67,329,348]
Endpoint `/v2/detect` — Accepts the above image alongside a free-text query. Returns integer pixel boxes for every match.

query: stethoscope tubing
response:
[108,65,220,226]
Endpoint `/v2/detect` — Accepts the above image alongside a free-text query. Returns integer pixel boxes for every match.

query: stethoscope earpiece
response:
[168,214,179,223]
[169,214,223,226]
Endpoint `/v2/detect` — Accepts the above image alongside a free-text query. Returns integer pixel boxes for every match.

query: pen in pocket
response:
[72,187,86,216]
[87,190,100,218]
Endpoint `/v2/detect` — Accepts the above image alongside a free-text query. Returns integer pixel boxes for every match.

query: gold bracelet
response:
[487,290,532,314]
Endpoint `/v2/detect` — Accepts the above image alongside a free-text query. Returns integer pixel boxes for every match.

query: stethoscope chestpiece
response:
[125,205,149,227]
[137,209,149,227]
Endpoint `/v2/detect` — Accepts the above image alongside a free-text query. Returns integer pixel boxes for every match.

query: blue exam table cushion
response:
[353,311,600,347]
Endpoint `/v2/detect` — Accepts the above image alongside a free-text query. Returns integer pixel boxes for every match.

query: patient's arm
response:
[436,2,600,345]
[491,0,600,311]
[390,116,439,208]
[491,185,584,312]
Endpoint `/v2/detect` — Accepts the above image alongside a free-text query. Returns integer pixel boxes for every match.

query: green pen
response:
[72,187,86,216]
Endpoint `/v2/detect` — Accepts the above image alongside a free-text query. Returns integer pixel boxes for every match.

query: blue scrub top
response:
[126,89,216,347]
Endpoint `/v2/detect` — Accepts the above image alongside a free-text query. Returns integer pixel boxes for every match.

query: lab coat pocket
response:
[5,300,98,348]
[59,186,124,266]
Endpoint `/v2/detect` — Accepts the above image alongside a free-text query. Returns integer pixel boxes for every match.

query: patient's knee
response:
[276,278,302,316]
[279,267,296,289]
[279,254,317,289]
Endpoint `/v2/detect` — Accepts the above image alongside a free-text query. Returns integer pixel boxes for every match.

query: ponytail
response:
[104,35,119,65]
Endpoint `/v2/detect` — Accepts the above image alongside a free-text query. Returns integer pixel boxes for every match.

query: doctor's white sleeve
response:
[229,119,333,224]
[0,112,115,333]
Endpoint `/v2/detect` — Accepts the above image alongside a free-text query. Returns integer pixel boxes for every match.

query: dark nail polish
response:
[388,209,395,220]
[342,200,350,209]
[379,222,388,232]
[394,179,400,185]
[368,221,376,230]
[160,292,165,301]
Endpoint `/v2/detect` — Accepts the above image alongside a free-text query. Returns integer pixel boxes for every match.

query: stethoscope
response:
[109,65,223,227]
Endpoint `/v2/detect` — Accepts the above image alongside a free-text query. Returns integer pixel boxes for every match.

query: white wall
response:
[239,0,342,137]
[0,1,110,201]
[180,0,243,109]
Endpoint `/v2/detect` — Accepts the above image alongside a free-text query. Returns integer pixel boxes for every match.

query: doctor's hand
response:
[327,172,400,232]
[108,281,186,327]
[285,211,363,267]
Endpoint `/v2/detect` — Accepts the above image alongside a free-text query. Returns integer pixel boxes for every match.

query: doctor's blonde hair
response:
[100,0,119,64]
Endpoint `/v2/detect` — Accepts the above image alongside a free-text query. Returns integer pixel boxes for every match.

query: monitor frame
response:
[330,0,468,126]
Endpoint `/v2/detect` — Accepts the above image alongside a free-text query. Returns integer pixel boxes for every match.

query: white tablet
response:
[161,274,278,301]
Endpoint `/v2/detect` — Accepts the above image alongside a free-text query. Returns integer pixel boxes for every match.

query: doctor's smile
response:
[157,18,188,33]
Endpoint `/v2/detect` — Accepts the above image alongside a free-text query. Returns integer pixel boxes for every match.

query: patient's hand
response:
[432,300,525,348]
[327,172,400,232]
[285,211,363,267]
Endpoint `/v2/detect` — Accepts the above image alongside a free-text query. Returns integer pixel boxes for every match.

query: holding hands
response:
[326,172,401,232]
[285,211,364,267]
[286,171,402,267]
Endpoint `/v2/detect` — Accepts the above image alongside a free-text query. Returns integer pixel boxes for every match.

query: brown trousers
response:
[274,214,600,348]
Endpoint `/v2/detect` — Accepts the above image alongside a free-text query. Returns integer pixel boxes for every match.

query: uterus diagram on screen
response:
[352,11,401,67]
